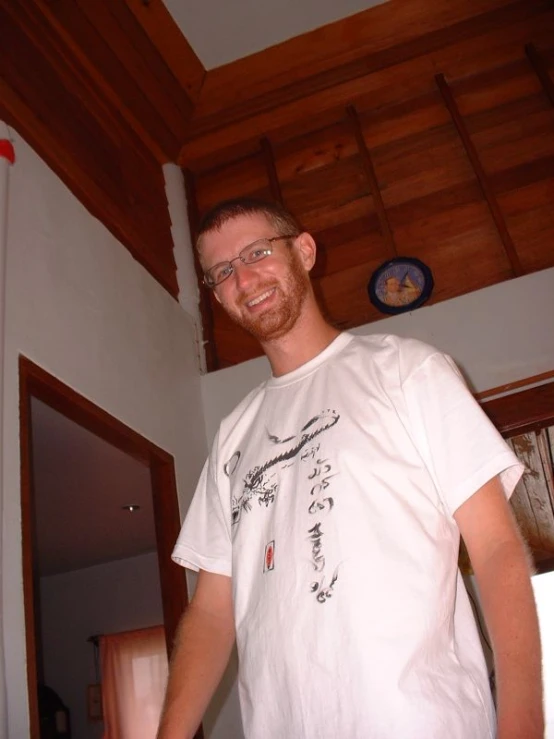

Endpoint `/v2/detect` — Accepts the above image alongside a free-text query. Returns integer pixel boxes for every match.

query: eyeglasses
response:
[203,235,297,288]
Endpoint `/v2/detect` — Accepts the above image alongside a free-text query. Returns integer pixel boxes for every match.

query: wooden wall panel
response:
[0,0,208,298]
[194,152,272,213]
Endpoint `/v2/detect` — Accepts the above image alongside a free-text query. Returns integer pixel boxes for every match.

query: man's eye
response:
[214,264,232,281]
[247,248,270,262]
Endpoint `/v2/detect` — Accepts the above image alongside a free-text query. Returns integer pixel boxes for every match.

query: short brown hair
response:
[196,197,302,248]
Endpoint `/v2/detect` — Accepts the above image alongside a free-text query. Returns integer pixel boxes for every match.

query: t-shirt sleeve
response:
[402,350,524,516]
[172,436,232,577]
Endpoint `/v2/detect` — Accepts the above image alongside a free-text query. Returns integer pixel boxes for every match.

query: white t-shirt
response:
[173,333,523,739]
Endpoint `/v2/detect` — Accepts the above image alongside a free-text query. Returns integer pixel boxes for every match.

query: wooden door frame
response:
[19,354,190,738]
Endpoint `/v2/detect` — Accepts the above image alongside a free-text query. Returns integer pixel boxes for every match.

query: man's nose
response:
[232,258,256,290]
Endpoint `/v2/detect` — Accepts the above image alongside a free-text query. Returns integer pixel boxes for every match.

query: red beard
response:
[229,251,310,343]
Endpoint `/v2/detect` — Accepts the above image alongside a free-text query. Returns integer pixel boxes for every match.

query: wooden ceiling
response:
[1,0,554,371]
[2,0,554,573]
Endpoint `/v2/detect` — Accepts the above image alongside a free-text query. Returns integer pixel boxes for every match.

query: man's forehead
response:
[198,213,274,258]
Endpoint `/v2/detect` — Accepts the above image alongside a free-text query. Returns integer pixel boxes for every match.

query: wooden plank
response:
[346,105,397,258]
[123,0,205,104]
[465,92,550,136]
[5,0,170,163]
[74,0,194,131]
[386,180,483,227]
[359,91,451,151]
[195,0,529,120]
[0,2,178,284]
[36,0,181,160]
[471,114,554,175]
[509,433,554,553]
[435,73,524,276]
[526,42,554,107]
[259,138,284,204]
[507,437,544,550]
[537,427,554,515]
[273,119,358,182]
[453,59,541,116]
[0,75,178,297]
[298,195,377,234]
[490,156,554,195]
[483,382,554,436]
[180,12,554,165]
[280,155,369,222]
[499,180,554,273]
[194,153,269,212]
[314,230,388,281]
[476,371,554,401]
[372,125,477,210]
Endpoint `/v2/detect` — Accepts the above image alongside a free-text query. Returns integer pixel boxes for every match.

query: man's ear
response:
[294,232,317,272]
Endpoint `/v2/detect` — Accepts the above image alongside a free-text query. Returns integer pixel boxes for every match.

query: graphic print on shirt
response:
[305,456,340,603]
[263,540,275,572]
[224,409,341,601]
[225,409,340,525]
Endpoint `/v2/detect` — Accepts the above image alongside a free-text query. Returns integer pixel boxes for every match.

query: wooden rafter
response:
[346,105,397,258]
[435,73,524,277]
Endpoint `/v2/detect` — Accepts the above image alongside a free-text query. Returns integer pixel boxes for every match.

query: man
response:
[157,198,543,739]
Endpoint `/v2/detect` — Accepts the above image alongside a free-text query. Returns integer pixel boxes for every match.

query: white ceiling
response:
[163,0,389,69]
[31,398,156,577]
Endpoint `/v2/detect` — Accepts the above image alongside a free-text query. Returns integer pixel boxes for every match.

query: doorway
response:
[19,355,189,738]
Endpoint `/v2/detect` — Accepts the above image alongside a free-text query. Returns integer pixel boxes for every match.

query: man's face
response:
[199,214,311,343]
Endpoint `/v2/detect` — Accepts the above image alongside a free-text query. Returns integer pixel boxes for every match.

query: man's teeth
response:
[247,289,274,307]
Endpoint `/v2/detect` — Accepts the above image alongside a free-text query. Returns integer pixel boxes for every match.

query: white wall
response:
[1,128,208,738]
[40,552,164,739]
[201,267,554,442]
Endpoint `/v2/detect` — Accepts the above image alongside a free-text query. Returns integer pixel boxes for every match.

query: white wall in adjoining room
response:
[40,552,164,739]
[201,266,554,443]
[1,127,208,738]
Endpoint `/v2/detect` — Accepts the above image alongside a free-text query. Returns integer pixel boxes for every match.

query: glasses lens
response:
[241,239,273,265]
[206,263,233,286]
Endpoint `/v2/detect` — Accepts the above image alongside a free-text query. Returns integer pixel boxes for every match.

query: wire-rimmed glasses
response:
[203,235,297,288]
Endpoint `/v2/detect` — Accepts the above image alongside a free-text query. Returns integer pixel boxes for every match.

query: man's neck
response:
[261,313,341,377]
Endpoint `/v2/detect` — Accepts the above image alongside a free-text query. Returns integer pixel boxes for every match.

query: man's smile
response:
[244,287,277,309]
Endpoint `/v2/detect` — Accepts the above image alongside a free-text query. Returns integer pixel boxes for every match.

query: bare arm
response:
[454,476,543,739]
[157,569,235,739]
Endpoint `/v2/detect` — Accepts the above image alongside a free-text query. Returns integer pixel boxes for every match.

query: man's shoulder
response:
[350,332,444,369]
[217,379,268,440]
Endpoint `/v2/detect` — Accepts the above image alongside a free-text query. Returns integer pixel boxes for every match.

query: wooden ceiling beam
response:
[346,105,397,259]
[435,73,524,277]
[123,0,206,105]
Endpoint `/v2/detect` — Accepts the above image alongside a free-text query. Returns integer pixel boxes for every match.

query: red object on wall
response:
[0,140,15,164]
